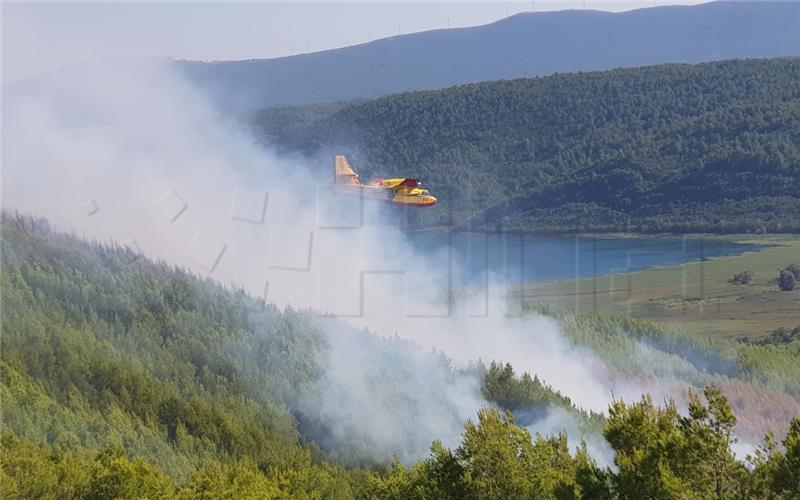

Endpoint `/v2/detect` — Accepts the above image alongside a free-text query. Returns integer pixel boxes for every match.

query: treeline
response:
[368,387,800,499]
[2,212,799,498]
[4,392,799,499]
[250,58,800,233]
[747,324,800,346]
[482,361,605,435]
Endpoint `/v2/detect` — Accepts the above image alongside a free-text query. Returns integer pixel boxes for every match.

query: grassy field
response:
[521,235,800,338]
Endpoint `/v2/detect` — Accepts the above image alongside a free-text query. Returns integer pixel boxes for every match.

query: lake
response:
[407,232,762,286]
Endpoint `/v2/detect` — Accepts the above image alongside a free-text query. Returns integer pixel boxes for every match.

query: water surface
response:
[407,232,762,286]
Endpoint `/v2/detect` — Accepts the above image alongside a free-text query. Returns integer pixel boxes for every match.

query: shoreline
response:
[406,225,800,242]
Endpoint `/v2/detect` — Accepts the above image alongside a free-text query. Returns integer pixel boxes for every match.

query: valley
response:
[3,2,800,497]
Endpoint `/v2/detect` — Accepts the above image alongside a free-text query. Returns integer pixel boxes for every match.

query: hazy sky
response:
[3,1,709,82]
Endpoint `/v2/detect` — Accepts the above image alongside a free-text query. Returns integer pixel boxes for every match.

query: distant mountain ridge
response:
[6,2,798,118]
[173,1,800,110]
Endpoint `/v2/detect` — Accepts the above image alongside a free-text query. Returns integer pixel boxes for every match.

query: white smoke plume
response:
[294,323,484,464]
[525,407,616,469]
[3,59,647,464]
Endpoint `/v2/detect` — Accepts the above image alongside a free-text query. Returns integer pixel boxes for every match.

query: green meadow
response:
[522,235,800,338]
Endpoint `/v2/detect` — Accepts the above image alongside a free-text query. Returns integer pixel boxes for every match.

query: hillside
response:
[2,212,800,497]
[173,1,800,110]
[3,213,800,496]
[0,213,596,491]
[250,58,800,233]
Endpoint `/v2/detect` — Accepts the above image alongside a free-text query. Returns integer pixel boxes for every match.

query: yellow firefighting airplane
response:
[334,155,437,207]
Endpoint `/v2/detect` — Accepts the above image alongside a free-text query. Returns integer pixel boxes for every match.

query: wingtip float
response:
[334,155,438,207]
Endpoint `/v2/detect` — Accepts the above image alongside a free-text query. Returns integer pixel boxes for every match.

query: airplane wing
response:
[380,178,420,191]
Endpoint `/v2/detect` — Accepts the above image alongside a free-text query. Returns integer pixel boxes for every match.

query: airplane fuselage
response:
[334,156,438,207]
[334,183,438,207]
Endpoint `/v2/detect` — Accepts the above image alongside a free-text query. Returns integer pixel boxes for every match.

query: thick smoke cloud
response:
[294,322,484,465]
[525,407,615,468]
[2,60,649,463]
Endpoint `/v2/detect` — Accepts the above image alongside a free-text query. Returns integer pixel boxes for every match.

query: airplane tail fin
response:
[334,155,361,186]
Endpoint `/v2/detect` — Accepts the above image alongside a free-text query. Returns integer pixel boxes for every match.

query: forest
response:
[1,212,799,498]
[250,58,800,233]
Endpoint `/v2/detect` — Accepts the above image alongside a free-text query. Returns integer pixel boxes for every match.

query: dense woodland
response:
[1,212,799,498]
[251,58,800,233]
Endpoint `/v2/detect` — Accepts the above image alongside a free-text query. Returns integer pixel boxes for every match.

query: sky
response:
[2,1,710,82]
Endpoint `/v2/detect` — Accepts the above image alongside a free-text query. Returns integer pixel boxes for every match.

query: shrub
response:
[731,271,753,285]
[779,270,797,292]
